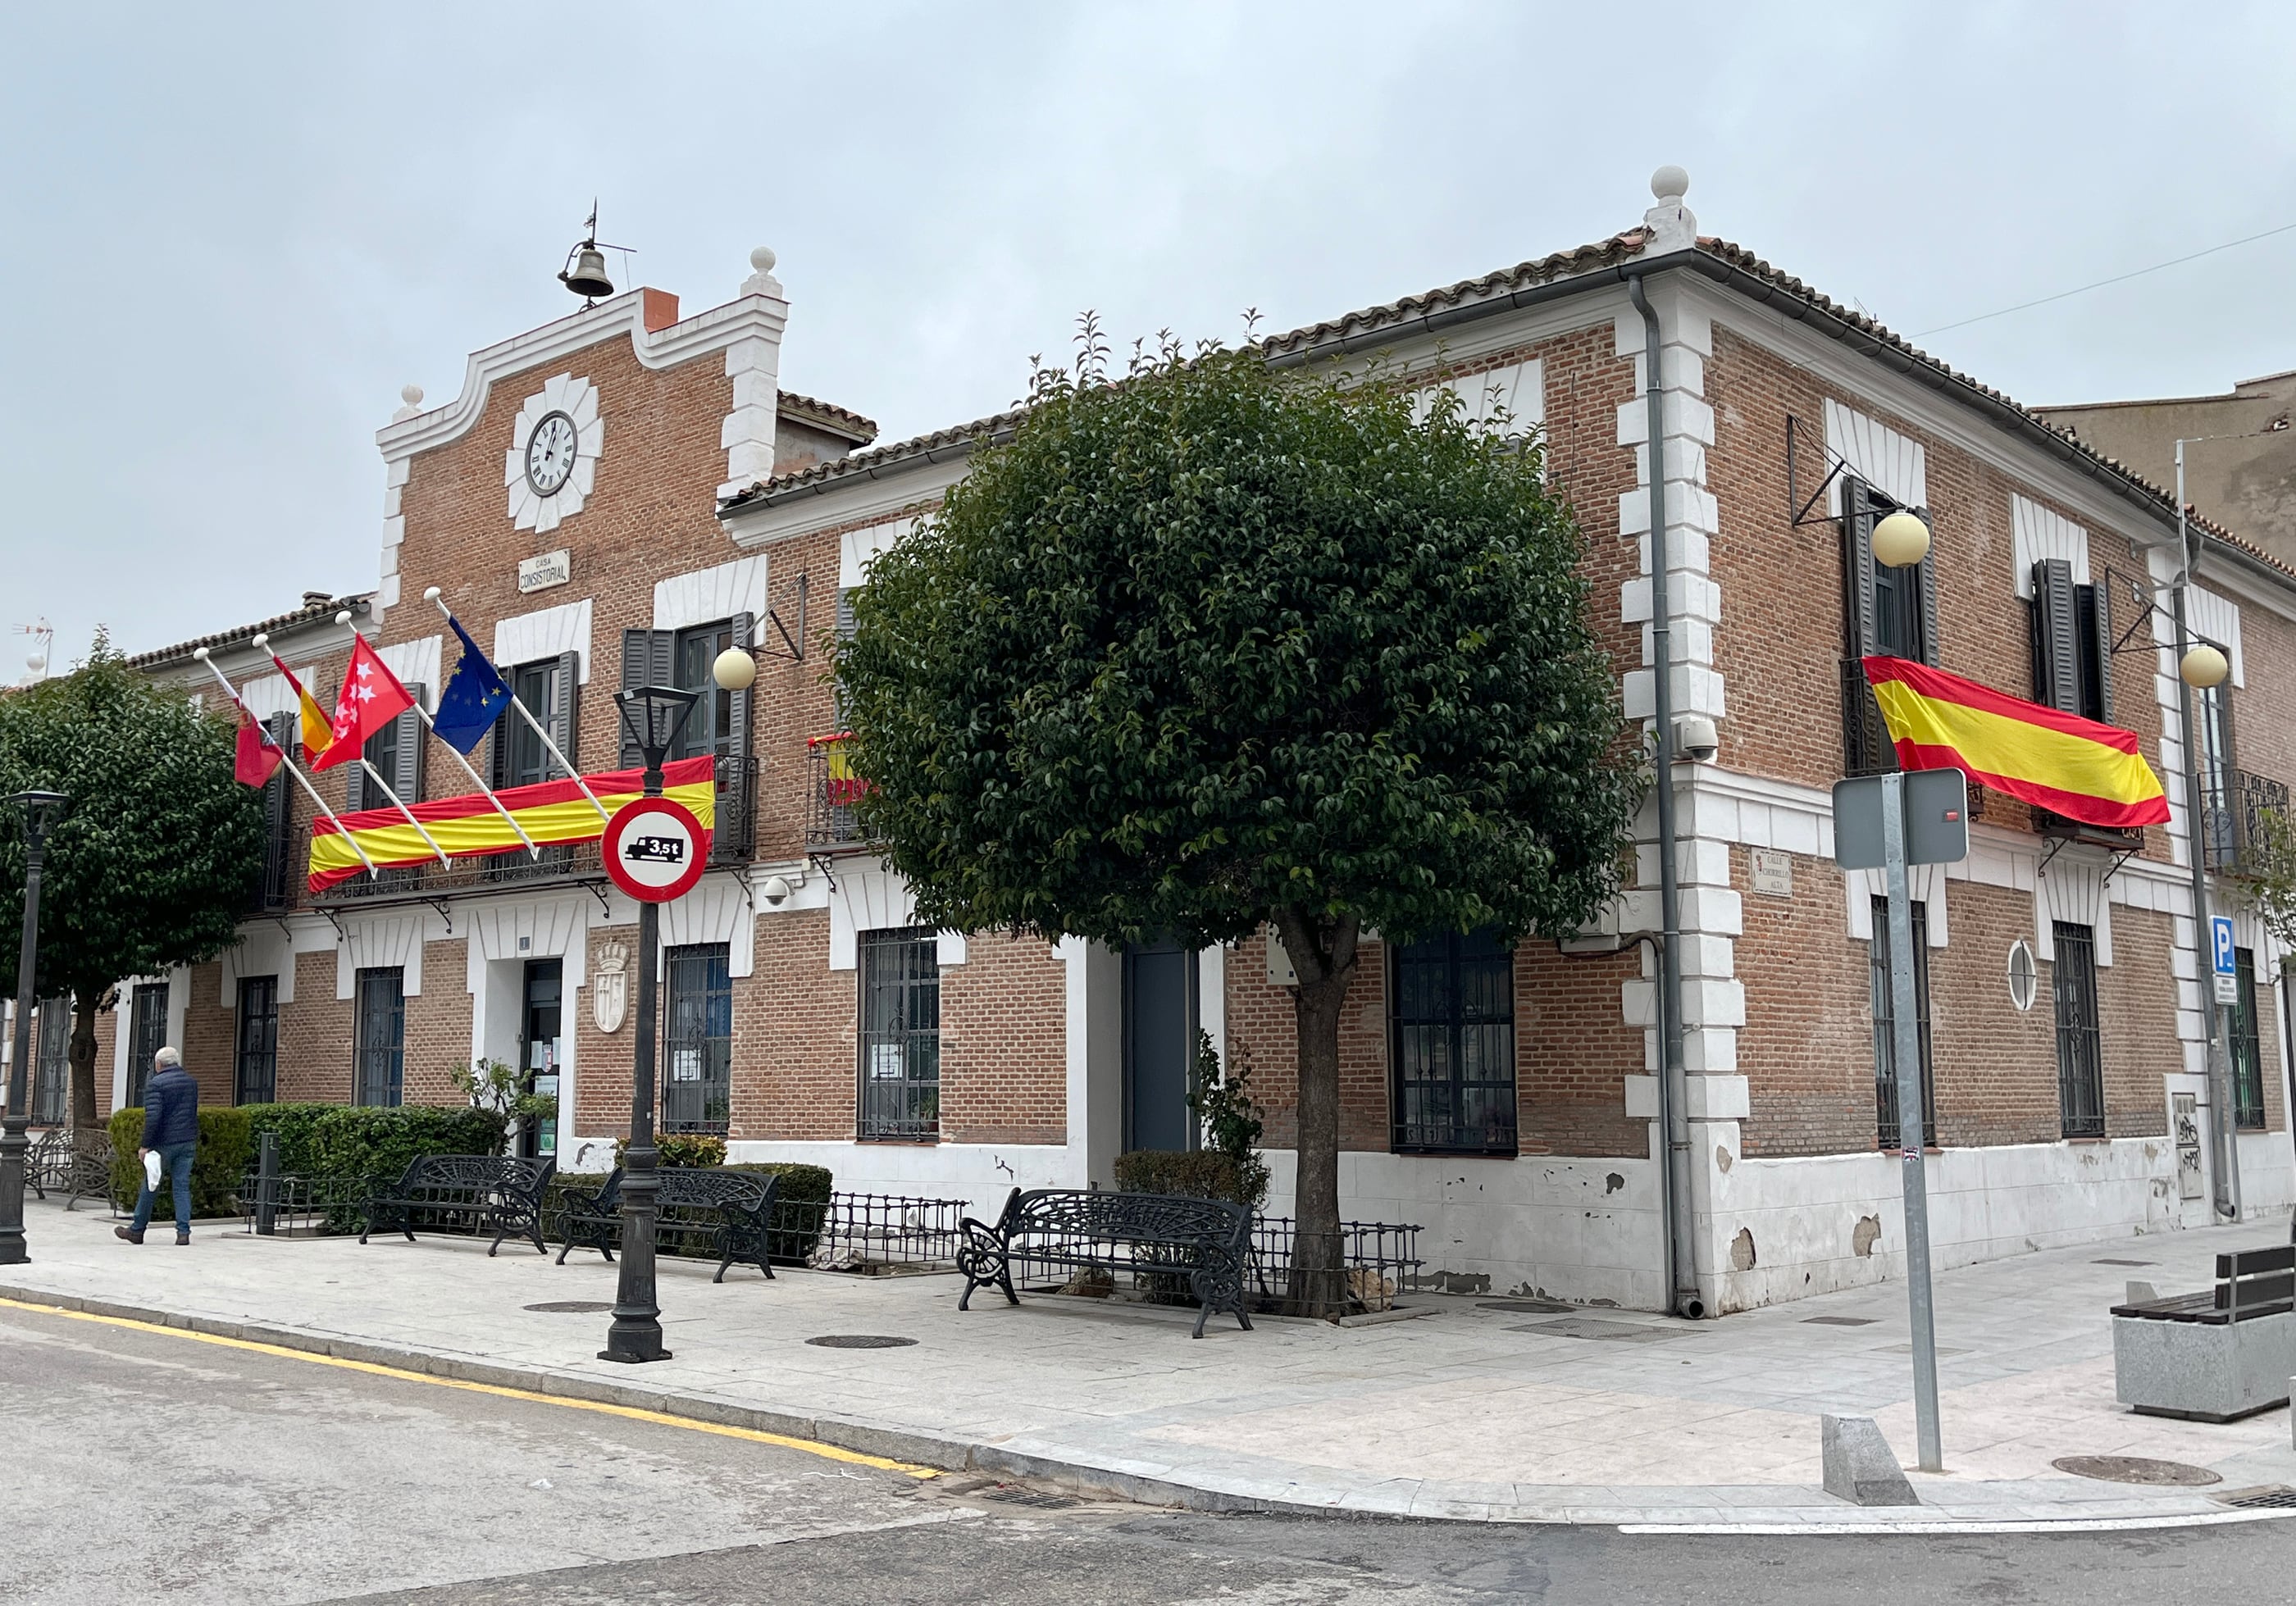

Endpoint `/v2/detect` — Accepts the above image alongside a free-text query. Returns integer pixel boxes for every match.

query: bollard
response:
[255,1131,279,1236]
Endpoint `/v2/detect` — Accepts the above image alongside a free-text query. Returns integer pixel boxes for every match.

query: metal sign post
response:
[1835,767,1967,1476]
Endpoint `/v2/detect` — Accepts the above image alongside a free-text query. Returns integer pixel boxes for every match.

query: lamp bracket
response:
[761,571,809,663]
[1785,414,1859,530]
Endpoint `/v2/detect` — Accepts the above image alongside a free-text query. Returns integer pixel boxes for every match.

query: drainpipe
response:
[2172,443,2241,1221]
[1629,272,1703,1319]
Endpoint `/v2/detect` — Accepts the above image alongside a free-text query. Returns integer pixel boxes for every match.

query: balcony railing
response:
[1840,659,1896,778]
[712,753,759,865]
[806,733,872,849]
[2033,808,2146,852]
[318,836,607,905]
[2202,767,2290,877]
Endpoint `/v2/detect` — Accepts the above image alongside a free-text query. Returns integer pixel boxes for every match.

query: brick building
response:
[107,176,2295,1314]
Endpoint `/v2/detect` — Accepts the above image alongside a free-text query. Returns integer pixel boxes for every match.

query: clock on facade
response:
[503,374,603,534]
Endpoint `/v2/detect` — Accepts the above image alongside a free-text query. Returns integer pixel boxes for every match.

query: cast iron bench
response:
[28,1127,112,1212]
[360,1154,555,1256]
[2110,1244,2296,1421]
[555,1167,781,1282]
[957,1187,1254,1339]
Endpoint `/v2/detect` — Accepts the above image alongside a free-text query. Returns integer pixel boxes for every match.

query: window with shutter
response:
[2031,558,2082,714]
[259,712,297,911]
[550,648,580,770]
[618,628,675,767]
[834,588,859,727]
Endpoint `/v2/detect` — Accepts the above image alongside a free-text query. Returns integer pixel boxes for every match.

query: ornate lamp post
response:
[1,789,69,1266]
[599,685,699,1365]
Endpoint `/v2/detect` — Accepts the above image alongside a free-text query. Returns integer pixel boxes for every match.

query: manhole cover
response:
[805,1335,918,1349]
[2053,1455,2221,1486]
[523,1300,615,1313]
[1510,1317,1683,1344]
[1802,1316,1878,1326]
[2093,1258,2157,1268]
[980,1485,1079,1509]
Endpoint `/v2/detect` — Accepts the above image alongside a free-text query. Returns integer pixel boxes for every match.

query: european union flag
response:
[431,615,512,755]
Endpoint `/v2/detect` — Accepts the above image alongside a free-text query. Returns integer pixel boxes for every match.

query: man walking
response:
[116,1047,198,1246]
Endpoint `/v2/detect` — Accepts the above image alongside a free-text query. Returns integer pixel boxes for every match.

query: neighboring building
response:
[109,175,2296,1315]
[2038,371,2296,566]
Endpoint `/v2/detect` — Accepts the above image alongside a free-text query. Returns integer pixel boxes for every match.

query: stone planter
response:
[2112,1308,2294,1422]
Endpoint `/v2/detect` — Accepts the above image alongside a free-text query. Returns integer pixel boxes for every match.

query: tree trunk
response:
[1273,908,1360,1312]
[68,989,107,1131]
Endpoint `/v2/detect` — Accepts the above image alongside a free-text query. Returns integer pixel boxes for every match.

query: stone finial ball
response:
[400,384,424,408]
[749,246,777,274]
[1651,165,1690,202]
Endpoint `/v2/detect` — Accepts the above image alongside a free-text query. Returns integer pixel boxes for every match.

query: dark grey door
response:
[1123,939,1196,1153]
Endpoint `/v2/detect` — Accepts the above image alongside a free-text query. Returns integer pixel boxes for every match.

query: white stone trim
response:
[654,555,769,633]
[220,926,297,1007]
[659,877,757,980]
[374,635,440,706]
[725,457,969,550]
[2185,584,2246,687]
[1842,862,1950,949]
[463,894,590,984]
[336,913,429,1000]
[2011,495,2089,598]
[494,598,594,682]
[839,517,913,589]
[1823,398,1927,511]
[824,862,965,972]
[2033,853,2113,967]
[503,375,603,535]
[1414,357,1544,434]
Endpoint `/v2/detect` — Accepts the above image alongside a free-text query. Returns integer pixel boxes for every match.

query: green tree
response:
[0,636,265,1125]
[836,331,1638,1274]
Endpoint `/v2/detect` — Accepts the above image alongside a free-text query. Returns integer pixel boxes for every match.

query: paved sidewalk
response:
[6,1198,2293,1527]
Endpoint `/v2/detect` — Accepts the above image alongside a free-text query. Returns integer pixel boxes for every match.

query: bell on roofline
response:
[558,202,626,303]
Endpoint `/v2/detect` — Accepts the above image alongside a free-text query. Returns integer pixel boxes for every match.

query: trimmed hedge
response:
[540,1160,835,1264]
[107,1107,254,1220]
[613,1132,727,1168]
[1114,1149,1259,1208]
[113,1101,508,1226]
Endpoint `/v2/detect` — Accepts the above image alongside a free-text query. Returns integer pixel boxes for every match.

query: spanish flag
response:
[308,755,716,892]
[1862,657,2170,830]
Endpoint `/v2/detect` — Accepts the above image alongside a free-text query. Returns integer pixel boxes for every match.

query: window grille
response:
[31,999,69,1125]
[1389,928,1517,1155]
[2230,946,2266,1131]
[127,982,169,1107]
[662,944,732,1134]
[236,976,279,1106]
[859,927,940,1140]
[1871,898,1937,1149]
[354,967,404,1108]
[2052,921,2106,1140]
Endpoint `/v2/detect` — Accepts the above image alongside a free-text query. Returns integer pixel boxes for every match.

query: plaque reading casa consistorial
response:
[519,549,572,593]
[593,939,629,1034]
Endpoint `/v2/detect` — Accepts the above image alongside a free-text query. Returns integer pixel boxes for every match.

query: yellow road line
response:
[0,1294,939,1480]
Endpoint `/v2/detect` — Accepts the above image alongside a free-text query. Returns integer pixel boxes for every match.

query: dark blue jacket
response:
[140,1067,199,1149]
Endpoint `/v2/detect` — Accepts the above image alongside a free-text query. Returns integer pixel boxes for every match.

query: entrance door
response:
[518,959,563,1159]
[1123,939,1197,1153]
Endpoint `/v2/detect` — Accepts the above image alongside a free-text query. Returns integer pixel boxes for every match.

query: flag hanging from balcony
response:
[1861,655,2170,830]
[306,755,715,891]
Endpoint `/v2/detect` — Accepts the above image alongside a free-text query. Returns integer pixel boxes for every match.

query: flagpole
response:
[426,588,610,823]
[190,649,380,879]
[308,616,454,869]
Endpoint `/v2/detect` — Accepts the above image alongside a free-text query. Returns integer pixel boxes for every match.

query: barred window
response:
[32,999,69,1126]
[859,927,940,1141]
[1871,898,1936,1149]
[2230,946,2266,1131]
[663,944,731,1135]
[1389,928,1517,1156]
[354,967,404,1108]
[2052,922,2105,1140]
[236,976,279,1106]
[127,982,169,1107]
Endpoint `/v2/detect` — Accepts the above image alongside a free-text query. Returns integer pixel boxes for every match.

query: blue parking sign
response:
[2212,916,2237,977]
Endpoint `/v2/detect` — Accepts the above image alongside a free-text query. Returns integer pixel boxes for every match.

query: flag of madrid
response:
[312,635,415,771]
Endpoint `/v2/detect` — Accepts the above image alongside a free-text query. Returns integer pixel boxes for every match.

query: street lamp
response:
[598,685,699,1366]
[1,789,69,1266]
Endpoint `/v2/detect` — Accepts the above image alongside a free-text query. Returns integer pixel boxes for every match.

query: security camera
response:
[759,874,794,908]
[1674,715,1719,764]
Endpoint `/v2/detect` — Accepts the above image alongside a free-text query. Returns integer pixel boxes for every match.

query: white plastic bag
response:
[143,1151,162,1191]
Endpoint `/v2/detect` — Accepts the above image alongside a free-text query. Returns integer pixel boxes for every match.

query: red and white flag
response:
[312,636,414,771]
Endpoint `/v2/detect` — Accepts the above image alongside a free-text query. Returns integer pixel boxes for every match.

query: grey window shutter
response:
[1914,508,1940,667]
[619,628,675,767]
[725,614,754,763]
[2089,579,2115,726]
[344,744,366,813]
[1841,479,1879,657]
[264,712,297,889]
[488,708,508,789]
[2033,561,2080,712]
[552,651,580,771]
[394,685,426,803]
[834,588,859,727]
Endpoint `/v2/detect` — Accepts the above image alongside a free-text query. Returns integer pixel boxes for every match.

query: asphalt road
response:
[2,1298,2289,1605]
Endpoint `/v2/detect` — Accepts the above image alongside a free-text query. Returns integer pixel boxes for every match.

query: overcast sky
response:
[3,2,2292,670]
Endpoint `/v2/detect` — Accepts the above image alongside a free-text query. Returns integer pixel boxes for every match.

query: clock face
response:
[525,411,579,497]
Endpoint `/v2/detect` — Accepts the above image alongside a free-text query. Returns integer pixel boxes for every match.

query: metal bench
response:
[2111,1244,2295,1421]
[360,1154,555,1257]
[957,1187,1254,1339]
[28,1127,113,1212]
[556,1167,781,1283]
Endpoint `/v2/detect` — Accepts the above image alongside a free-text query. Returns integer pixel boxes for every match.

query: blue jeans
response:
[130,1141,196,1238]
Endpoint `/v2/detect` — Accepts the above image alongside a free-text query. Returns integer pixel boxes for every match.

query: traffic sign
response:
[1833,768,1970,871]
[603,796,708,903]
[2212,915,2239,1005]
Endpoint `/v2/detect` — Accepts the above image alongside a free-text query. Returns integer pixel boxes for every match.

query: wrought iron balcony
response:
[2033,808,2146,852]
[2201,767,2290,878]
[806,733,872,849]
[316,836,607,906]
[711,753,759,865]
